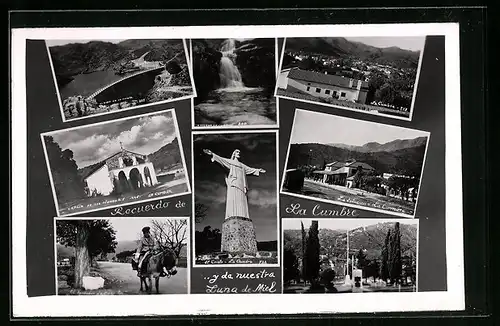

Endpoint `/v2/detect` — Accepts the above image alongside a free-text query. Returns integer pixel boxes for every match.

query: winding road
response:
[97,261,187,295]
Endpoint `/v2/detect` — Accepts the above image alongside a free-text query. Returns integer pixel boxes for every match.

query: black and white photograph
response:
[41,109,190,216]
[191,38,278,128]
[192,131,279,266]
[283,218,418,294]
[281,109,430,217]
[276,36,426,120]
[46,39,195,121]
[55,217,189,295]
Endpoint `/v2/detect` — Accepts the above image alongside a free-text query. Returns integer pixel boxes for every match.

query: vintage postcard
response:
[276,36,425,121]
[282,218,418,294]
[191,38,278,128]
[54,216,189,295]
[192,130,279,266]
[41,109,191,216]
[46,39,196,122]
[281,109,430,218]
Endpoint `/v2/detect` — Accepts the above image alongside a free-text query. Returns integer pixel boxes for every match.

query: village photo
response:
[46,39,195,121]
[192,131,279,265]
[281,110,430,217]
[191,38,277,128]
[41,109,190,216]
[283,218,418,294]
[55,217,189,295]
[276,36,426,120]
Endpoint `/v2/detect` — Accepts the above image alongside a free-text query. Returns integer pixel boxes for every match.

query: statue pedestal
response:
[221,216,258,255]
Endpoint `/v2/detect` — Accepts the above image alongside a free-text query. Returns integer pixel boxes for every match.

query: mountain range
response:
[284,222,417,261]
[285,37,421,69]
[49,39,186,79]
[328,136,427,153]
[288,136,427,176]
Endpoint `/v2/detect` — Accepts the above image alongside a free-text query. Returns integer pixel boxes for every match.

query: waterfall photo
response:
[46,39,196,122]
[191,38,278,128]
[192,131,279,266]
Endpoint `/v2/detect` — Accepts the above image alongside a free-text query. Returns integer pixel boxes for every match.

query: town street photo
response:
[283,218,418,294]
[192,131,279,266]
[276,36,426,120]
[41,109,190,216]
[55,217,189,295]
[281,109,430,217]
[191,38,278,128]
[46,39,195,121]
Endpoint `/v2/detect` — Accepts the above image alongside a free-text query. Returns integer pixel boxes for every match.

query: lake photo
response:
[46,39,195,121]
[191,38,277,128]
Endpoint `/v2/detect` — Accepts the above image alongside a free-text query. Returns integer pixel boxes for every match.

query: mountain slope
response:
[284,222,417,261]
[286,37,421,69]
[328,136,428,153]
[287,137,427,176]
[147,137,183,173]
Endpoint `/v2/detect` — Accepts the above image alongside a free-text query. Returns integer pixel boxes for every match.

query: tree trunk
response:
[74,224,90,289]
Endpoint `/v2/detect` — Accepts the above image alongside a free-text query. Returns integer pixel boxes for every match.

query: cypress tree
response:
[389,222,402,285]
[305,220,320,285]
[301,221,307,284]
[380,229,390,282]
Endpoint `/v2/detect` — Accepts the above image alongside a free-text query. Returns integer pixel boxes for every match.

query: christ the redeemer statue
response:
[203,148,266,255]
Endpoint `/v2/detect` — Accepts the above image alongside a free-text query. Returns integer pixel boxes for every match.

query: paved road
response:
[97,261,187,295]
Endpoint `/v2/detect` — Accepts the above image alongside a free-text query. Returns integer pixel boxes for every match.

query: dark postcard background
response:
[25,35,445,296]
[279,36,446,291]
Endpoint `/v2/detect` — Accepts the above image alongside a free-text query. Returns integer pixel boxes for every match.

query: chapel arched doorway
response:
[129,168,143,190]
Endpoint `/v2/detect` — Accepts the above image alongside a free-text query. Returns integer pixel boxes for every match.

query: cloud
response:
[247,188,276,207]
[195,180,227,205]
[51,111,177,167]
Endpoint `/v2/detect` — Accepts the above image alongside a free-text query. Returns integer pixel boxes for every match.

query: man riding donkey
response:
[133,226,177,278]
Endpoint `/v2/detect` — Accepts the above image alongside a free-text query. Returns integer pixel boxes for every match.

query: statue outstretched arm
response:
[243,164,266,176]
[203,149,232,170]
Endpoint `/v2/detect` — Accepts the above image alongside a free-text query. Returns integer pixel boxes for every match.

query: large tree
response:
[194,201,208,223]
[283,247,299,285]
[56,220,117,288]
[388,222,402,285]
[380,229,390,282]
[304,221,320,285]
[300,221,307,283]
[44,136,86,201]
[150,219,188,258]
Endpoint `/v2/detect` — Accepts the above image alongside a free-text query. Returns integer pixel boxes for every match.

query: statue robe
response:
[210,152,261,220]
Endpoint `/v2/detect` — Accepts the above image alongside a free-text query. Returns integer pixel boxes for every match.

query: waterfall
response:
[219,39,244,89]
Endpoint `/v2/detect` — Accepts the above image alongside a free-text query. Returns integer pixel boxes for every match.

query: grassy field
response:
[285,179,415,216]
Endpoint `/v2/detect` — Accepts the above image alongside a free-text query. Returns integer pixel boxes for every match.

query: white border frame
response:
[53,216,191,295]
[12,23,464,316]
[274,36,426,122]
[280,109,431,218]
[190,38,280,130]
[40,108,192,217]
[191,129,280,268]
[281,217,420,293]
[45,38,197,123]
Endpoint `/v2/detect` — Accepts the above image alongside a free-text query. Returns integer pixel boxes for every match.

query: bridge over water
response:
[86,66,166,103]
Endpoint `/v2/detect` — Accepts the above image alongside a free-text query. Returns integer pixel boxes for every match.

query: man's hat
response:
[142,226,150,233]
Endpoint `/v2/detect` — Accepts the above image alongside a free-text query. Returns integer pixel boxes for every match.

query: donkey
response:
[137,248,178,294]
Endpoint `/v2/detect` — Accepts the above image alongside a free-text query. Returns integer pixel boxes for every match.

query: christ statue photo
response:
[193,132,279,266]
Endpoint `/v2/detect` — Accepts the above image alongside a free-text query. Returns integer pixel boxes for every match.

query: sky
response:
[45,39,127,47]
[283,218,418,231]
[345,36,426,52]
[109,218,188,242]
[290,110,427,146]
[47,111,178,168]
[193,133,278,242]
